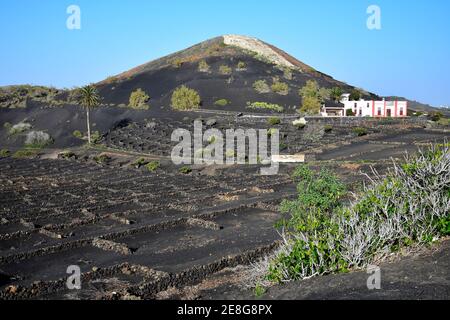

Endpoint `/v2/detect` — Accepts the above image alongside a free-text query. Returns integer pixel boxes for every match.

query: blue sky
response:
[0,0,449,106]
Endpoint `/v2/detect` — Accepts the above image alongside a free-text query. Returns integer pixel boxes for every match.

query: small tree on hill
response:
[79,85,100,144]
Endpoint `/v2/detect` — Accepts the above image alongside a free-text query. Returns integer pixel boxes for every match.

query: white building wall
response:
[341,99,408,118]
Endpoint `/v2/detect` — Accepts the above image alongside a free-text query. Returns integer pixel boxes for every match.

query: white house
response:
[322,94,408,118]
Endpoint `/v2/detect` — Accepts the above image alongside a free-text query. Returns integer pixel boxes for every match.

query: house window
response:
[377,107,382,116]
[367,103,370,108]
[354,103,357,108]
[399,108,404,116]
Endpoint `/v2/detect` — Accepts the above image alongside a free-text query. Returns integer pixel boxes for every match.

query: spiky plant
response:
[79,85,100,144]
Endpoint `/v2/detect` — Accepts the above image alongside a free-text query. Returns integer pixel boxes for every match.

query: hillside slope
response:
[95,35,375,113]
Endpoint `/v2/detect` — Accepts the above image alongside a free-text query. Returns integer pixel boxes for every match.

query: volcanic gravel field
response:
[0,105,448,300]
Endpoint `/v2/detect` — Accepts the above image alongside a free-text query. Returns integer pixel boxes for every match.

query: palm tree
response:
[79,85,100,144]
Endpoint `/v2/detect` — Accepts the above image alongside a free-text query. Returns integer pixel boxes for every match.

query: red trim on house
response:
[395,101,398,117]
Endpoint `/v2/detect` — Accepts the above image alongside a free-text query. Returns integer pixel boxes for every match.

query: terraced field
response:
[0,157,296,299]
[0,114,447,300]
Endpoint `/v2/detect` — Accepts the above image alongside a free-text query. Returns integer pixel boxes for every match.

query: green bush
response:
[129,88,150,109]
[253,80,271,94]
[346,109,355,117]
[8,122,32,135]
[324,125,333,133]
[214,99,229,107]
[437,118,450,126]
[132,157,148,168]
[171,86,201,111]
[198,60,210,72]
[146,161,160,172]
[429,112,444,122]
[352,127,368,136]
[73,130,83,139]
[267,117,281,126]
[267,128,278,137]
[247,102,284,113]
[179,166,192,174]
[12,149,39,158]
[266,144,450,283]
[271,81,289,95]
[219,65,232,75]
[90,131,102,144]
[172,59,184,68]
[94,154,110,164]
[0,149,10,157]
[237,61,246,70]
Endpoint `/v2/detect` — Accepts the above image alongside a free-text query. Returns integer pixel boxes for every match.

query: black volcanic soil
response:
[1,35,448,301]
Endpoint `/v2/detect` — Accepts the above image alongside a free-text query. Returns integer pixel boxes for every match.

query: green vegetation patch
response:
[267,117,281,126]
[171,86,201,111]
[247,102,284,113]
[0,149,10,157]
[265,144,450,284]
[214,99,229,107]
[352,127,368,136]
[179,166,192,174]
[271,81,289,95]
[219,65,232,75]
[253,80,271,94]
[129,88,150,110]
[146,161,161,172]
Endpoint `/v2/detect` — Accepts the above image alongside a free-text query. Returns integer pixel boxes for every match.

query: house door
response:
[386,109,392,117]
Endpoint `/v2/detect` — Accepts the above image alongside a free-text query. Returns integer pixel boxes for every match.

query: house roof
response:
[324,100,344,108]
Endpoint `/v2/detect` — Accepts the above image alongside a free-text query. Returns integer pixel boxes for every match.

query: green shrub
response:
[346,109,355,117]
[94,154,110,164]
[267,117,281,126]
[225,149,235,158]
[172,59,184,68]
[171,86,201,111]
[266,144,450,284]
[73,130,83,139]
[219,65,232,75]
[214,99,229,107]
[349,89,362,101]
[253,80,271,94]
[352,127,368,136]
[271,81,289,95]
[8,122,32,135]
[146,161,160,172]
[429,112,444,122]
[129,88,150,109]
[324,125,333,133]
[198,60,210,72]
[267,128,278,137]
[254,284,266,297]
[90,131,102,144]
[437,118,450,126]
[0,149,10,157]
[12,149,39,158]
[132,157,148,168]
[247,102,284,113]
[237,61,246,70]
[179,166,192,174]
